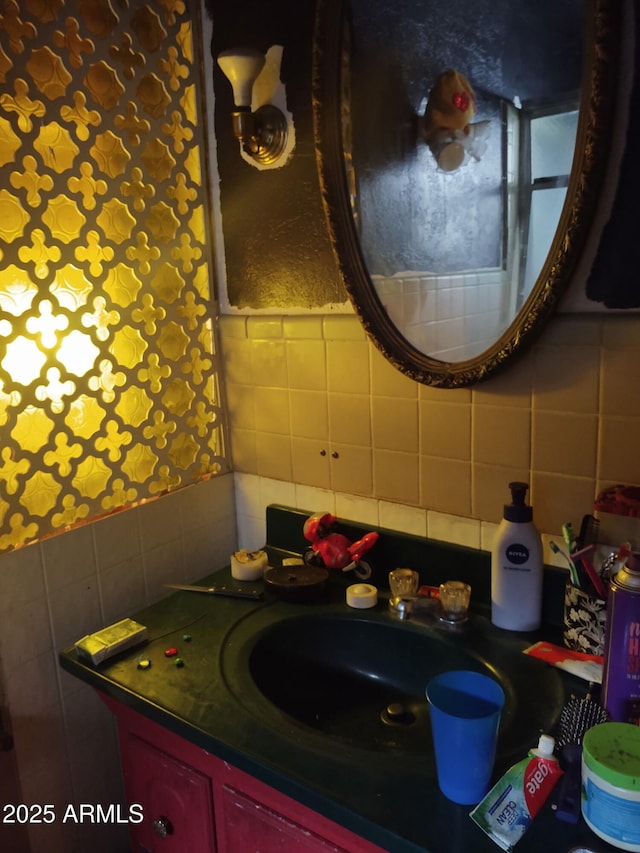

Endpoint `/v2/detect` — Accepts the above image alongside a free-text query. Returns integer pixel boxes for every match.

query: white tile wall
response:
[0,473,237,853]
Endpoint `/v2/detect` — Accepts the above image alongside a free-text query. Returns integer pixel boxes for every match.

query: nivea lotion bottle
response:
[491,482,543,631]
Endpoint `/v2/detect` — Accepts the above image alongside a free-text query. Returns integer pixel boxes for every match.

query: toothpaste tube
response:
[470,734,563,852]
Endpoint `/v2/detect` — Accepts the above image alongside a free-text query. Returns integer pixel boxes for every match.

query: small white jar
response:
[581,723,640,852]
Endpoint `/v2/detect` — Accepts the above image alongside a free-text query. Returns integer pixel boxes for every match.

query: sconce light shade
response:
[216,47,288,166]
[217,48,265,108]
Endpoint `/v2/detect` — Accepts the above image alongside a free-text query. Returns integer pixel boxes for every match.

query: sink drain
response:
[380,702,416,726]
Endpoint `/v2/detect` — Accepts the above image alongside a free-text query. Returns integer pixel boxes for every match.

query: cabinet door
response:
[217,784,347,853]
[122,732,216,853]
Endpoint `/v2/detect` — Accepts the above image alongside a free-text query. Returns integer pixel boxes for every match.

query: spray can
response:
[601,551,640,723]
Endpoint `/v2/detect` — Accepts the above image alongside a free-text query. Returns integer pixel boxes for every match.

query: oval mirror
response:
[314,0,621,386]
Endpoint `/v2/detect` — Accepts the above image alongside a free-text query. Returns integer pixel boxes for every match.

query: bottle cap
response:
[504,481,533,523]
[537,733,555,757]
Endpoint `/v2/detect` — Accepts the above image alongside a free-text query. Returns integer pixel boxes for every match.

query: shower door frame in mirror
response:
[313,0,622,387]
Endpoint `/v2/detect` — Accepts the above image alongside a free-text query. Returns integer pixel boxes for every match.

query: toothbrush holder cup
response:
[563,581,607,657]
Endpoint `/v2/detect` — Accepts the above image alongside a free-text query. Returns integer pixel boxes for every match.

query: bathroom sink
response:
[224,609,565,762]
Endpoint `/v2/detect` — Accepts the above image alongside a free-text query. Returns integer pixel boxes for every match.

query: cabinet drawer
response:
[218,784,347,853]
[122,733,216,853]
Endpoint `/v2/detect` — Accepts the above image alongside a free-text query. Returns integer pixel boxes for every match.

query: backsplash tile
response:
[222,311,640,543]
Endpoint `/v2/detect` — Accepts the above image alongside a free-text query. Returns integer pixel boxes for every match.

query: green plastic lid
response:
[583,723,640,790]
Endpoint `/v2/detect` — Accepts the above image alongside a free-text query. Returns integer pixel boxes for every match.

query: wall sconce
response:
[217,48,288,165]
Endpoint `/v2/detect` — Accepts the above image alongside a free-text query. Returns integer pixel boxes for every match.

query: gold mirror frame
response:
[313,0,622,387]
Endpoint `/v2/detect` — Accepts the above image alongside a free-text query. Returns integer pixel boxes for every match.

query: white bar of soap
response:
[231,549,268,580]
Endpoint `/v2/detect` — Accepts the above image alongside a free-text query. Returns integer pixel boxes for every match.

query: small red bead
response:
[164,647,178,657]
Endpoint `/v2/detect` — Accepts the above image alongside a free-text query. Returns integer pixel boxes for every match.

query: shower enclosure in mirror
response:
[314,0,621,386]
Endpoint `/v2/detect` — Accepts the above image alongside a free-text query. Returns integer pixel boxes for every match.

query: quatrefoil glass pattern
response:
[0,0,227,551]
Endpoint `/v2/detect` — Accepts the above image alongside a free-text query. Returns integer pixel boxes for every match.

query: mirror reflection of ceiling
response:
[347,0,584,363]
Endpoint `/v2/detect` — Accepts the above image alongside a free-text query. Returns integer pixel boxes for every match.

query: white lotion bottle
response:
[491,482,543,631]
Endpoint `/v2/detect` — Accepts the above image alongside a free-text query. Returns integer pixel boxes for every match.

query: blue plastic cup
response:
[426,669,505,805]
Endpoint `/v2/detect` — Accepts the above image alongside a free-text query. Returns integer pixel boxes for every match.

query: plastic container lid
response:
[583,723,640,790]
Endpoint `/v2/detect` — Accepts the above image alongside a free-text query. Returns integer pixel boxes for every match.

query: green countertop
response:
[60,563,617,853]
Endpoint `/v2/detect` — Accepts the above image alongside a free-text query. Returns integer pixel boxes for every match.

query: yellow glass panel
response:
[121,442,158,484]
[95,419,132,461]
[103,263,142,307]
[18,228,62,279]
[11,406,54,453]
[50,264,94,310]
[0,447,30,494]
[161,47,189,93]
[81,295,119,341]
[192,262,211,300]
[96,196,136,243]
[52,15,94,65]
[137,73,170,119]
[147,200,180,243]
[120,166,154,211]
[64,394,106,439]
[20,471,62,517]
[0,385,21,427]
[52,495,90,528]
[0,189,30,242]
[2,337,46,386]
[67,161,108,210]
[41,193,86,242]
[72,456,112,498]
[184,145,201,186]
[177,291,206,331]
[180,83,197,126]
[74,229,114,275]
[0,515,39,550]
[84,61,124,110]
[101,479,137,512]
[27,0,65,24]
[0,265,39,315]
[44,432,83,476]
[35,367,76,414]
[33,122,79,172]
[151,262,185,304]
[157,321,189,361]
[60,91,102,141]
[168,432,199,469]
[78,0,118,38]
[10,154,54,206]
[188,204,206,243]
[56,329,100,377]
[0,117,22,167]
[167,172,196,214]
[143,410,176,448]
[130,7,166,52]
[176,22,193,63]
[27,46,72,99]
[140,138,175,181]
[26,300,68,348]
[115,385,153,428]
[132,293,165,333]
[0,79,46,133]
[109,325,148,368]
[0,0,228,551]
[90,129,131,177]
[161,377,195,417]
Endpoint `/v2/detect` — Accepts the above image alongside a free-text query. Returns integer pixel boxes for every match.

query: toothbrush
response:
[562,522,577,554]
[550,540,581,587]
